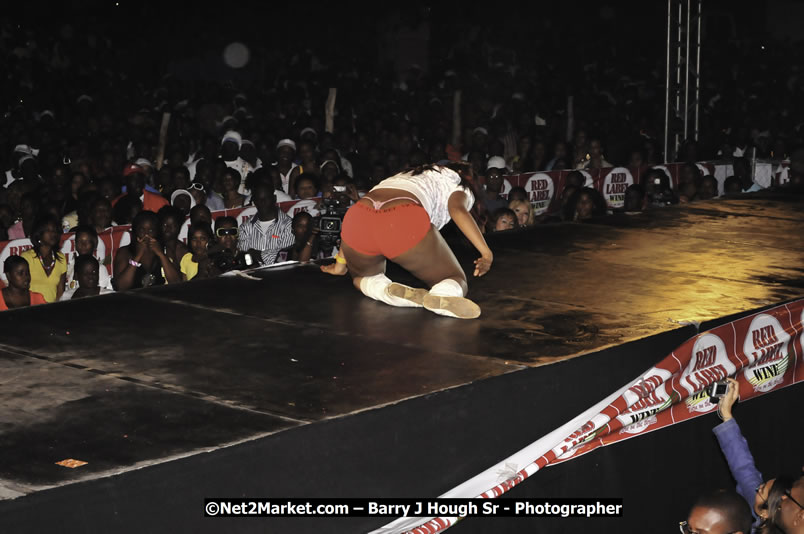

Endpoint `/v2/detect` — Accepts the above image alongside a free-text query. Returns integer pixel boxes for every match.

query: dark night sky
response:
[8,0,774,65]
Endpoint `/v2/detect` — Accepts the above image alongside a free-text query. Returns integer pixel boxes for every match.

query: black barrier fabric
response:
[1,322,801,534]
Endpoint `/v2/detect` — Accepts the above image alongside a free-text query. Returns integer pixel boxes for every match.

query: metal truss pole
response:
[664,0,701,163]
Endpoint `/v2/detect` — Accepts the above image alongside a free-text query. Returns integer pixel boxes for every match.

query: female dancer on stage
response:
[322,162,492,319]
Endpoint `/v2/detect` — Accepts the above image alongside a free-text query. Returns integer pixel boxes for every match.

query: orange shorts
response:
[341,202,431,259]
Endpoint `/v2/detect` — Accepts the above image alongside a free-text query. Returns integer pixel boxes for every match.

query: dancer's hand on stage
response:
[321,260,348,276]
[718,378,740,421]
[473,253,493,277]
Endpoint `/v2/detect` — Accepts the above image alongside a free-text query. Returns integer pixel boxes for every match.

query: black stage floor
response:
[1,192,803,533]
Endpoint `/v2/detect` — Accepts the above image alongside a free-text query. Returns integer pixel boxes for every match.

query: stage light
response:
[223,42,250,69]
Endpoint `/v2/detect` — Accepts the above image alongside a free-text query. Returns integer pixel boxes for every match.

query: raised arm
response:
[712,378,764,513]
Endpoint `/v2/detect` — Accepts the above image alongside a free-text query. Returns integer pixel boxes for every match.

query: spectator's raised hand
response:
[718,377,740,421]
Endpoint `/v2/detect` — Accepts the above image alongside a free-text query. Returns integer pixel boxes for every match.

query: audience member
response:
[187,182,208,208]
[64,225,113,291]
[221,168,247,209]
[579,137,613,170]
[643,168,676,206]
[170,189,195,216]
[0,255,47,311]
[563,187,607,221]
[295,175,321,200]
[507,186,528,202]
[114,164,169,212]
[88,197,114,234]
[180,222,216,281]
[711,378,766,530]
[623,184,645,212]
[733,158,763,193]
[281,211,320,263]
[113,211,181,290]
[21,216,67,302]
[276,139,300,196]
[237,182,295,265]
[489,207,517,232]
[724,176,744,194]
[678,180,698,203]
[113,194,143,225]
[508,199,535,227]
[60,255,114,300]
[208,216,244,273]
[157,206,189,268]
[8,192,40,240]
[483,157,510,214]
[698,175,719,200]
[768,474,804,534]
[220,130,250,194]
[681,489,754,534]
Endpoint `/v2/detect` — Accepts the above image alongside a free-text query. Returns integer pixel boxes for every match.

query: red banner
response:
[379,298,804,534]
[548,299,802,464]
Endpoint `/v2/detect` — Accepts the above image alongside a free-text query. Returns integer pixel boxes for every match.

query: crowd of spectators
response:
[1,11,804,310]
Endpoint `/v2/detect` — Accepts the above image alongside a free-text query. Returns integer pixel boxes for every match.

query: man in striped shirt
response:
[237,182,295,265]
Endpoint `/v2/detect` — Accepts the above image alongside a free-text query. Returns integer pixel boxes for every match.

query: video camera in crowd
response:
[316,186,351,253]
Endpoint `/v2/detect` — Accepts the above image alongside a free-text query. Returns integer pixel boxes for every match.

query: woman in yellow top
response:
[180,222,216,281]
[21,216,67,302]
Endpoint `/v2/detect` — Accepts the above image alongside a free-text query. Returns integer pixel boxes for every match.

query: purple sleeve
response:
[712,418,763,516]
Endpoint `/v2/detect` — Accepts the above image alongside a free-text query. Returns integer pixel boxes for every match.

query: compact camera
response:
[707,380,729,401]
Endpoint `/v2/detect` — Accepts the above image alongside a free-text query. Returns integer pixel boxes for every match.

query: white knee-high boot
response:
[359,273,423,308]
[423,278,481,319]
[428,279,465,297]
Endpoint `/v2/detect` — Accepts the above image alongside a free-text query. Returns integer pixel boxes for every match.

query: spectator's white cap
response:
[320,160,340,173]
[473,127,488,136]
[241,139,255,148]
[76,94,93,104]
[135,158,153,168]
[221,130,242,148]
[221,115,237,126]
[276,139,297,152]
[13,144,32,155]
[300,127,317,140]
[486,156,507,171]
[38,110,55,120]
[18,155,35,166]
[170,189,196,209]
[534,115,547,126]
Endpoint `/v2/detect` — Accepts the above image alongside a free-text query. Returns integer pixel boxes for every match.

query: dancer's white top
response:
[371,166,474,230]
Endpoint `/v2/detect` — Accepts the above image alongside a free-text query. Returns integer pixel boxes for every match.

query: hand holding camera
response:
[710,377,739,421]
